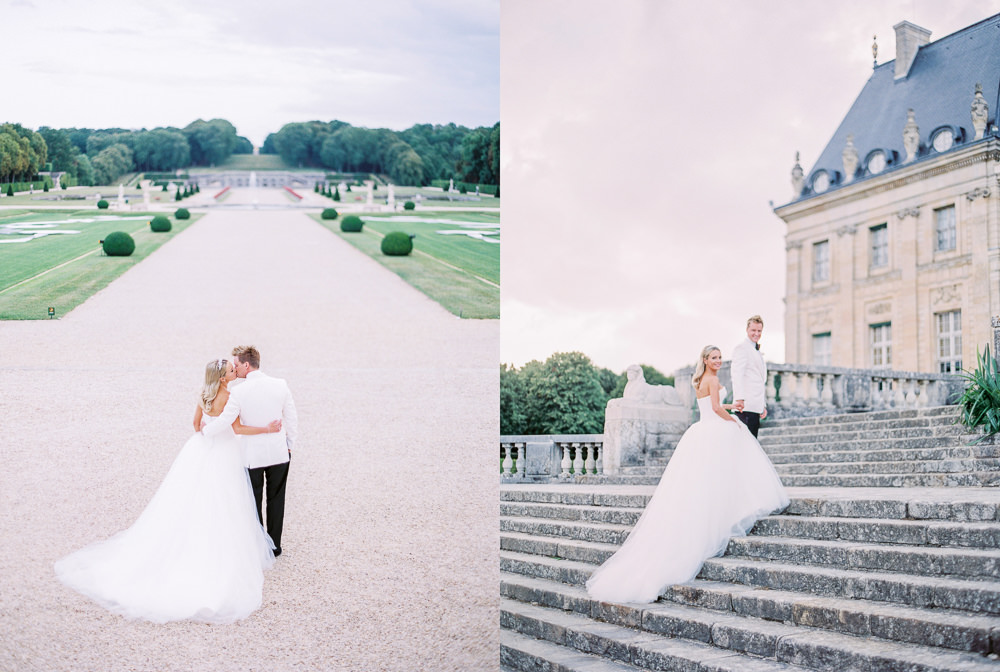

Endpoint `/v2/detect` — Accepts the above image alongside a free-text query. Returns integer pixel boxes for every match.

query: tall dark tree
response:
[184,119,238,166]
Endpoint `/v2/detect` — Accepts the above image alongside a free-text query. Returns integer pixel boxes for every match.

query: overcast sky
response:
[2,0,498,145]
[500,0,998,377]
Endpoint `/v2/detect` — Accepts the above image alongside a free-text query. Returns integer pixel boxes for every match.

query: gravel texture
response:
[0,188,499,671]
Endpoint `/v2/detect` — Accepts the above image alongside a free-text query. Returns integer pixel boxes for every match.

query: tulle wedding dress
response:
[55,414,275,624]
[586,387,789,604]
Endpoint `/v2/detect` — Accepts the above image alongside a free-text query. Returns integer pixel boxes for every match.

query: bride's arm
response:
[232,417,282,435]
[709,380,739,423]
[193,405,204,432]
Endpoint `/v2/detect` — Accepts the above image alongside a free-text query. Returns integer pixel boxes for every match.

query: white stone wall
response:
[776,140,1000,371]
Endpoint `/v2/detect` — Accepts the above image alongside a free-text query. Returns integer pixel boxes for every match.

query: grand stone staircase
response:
[501,406,1000,671]
[607,406,1000,488]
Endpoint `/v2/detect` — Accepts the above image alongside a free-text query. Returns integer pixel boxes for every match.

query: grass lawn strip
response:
[311,214,498,319]
[0,214,198,320]
[362,226,499,289]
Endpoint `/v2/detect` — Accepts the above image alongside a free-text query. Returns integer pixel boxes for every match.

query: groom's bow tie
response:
[755,343,760,351]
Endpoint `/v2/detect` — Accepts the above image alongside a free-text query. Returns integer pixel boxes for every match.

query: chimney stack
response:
[894,21,931,79]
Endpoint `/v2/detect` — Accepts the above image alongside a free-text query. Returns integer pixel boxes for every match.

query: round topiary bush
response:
[102,231,135,256]
[97,199,109,209]
[175,207,190,220]
[340,215,364,232]
[381,231,414,256]
[321,208,339,220]
[150,215,171,232]
[403,201,415,211]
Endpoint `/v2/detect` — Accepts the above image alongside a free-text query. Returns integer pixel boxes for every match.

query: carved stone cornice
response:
[966,187,991,201]
[786,240,803,251]
[854,269,903,288]
[774,141,1000,220]
[896,207,921,220]
[836,224,857,237]
[930,283,961,306]
[917,253,973,274]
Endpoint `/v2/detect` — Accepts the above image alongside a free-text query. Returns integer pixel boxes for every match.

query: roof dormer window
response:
[866,150,887,175]
[931,127,955,153]
[811,170,831,194]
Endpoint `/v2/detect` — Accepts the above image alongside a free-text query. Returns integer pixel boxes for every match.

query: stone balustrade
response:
[500,435,604,481]
[673,361,965,419]
[502,363,966,481]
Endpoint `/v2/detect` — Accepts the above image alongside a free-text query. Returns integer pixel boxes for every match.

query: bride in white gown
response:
[586,345,789,604]
[55,359,280,624]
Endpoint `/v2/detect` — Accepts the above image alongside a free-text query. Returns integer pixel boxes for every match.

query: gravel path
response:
[0,188,499,671]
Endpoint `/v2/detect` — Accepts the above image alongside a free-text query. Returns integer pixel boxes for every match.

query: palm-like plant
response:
[957,344,1000,440]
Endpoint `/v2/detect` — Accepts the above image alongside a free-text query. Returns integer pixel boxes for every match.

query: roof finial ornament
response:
[791,151,804,197]
[902,109,919,163]
[971,83,989,141]
[842,134,859,183]
[872,34,878,68]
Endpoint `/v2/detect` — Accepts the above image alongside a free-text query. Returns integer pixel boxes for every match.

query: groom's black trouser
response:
[249,459,289,551]
[735,411,761,438]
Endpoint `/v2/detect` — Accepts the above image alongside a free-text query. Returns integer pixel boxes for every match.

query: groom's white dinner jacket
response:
[731,337,767,415]
[204,370,298,469]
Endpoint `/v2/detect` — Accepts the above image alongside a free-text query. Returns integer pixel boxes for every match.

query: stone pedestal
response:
[602,398,691,474]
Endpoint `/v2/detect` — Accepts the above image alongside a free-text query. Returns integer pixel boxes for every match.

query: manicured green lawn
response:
[312,212,499,319]
[0,211,197,319]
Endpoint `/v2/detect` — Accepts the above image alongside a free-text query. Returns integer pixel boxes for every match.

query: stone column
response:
[992,316,1000,362]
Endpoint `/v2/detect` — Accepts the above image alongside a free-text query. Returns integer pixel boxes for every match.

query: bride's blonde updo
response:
[691,345,720,389]
[200,358,228,412]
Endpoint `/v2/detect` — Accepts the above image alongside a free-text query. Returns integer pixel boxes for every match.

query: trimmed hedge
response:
[175,208,190,219]
[321,208,339,220]
[97,199,109,209]
[340,215,364,232]
[150,215,171,232]
[102,231,135,256]
[381,231,414,256]
[403,201,415,210]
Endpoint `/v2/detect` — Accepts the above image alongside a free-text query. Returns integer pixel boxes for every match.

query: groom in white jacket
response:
[204,345,298,556]
[732,315,767,438]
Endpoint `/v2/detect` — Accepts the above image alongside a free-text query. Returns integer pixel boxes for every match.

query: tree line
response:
[263,120,499,187]
[1,118,499,189]
[501,352,675,435]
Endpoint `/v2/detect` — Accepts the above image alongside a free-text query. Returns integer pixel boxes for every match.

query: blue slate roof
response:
[796,13,1000,202]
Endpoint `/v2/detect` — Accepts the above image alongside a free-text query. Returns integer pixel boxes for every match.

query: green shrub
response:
[333,187,341,202]
[381,231,414,256]
[321,208,338,220]
[150,215,171,232]
[958,344,1000,441]
[403,201,415,211]
[102,231,135,256]
[97,199,109,209]
[340,215,364,232]
[175,208,190,220]
[5,185,12,197]
[174,189,182,201]
[43,182,49,192]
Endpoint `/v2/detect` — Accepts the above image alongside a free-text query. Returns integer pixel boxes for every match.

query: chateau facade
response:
[774,15,1000,373]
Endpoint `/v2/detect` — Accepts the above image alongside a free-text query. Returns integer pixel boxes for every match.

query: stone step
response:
[768,446,999,464]
[502,501,1000,544]
[774,458,1000,476]
[658,578,1000,656]
[502,599,808,672]
[760,406,960,429]
[760,426,965,444]
[761,435,962,453]
[501,595,1000,671]
[501,530,615,566]
[501,548,594,585]
[777,472,1000,488]
[698,556,1000,614]
[501,629,648,672]
[751,514,1000,548]
[503,572,1000,657]
[501,501,642,526]
[724,535,1000,580]
[501,486,1000,521]
[501,516,630,546]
